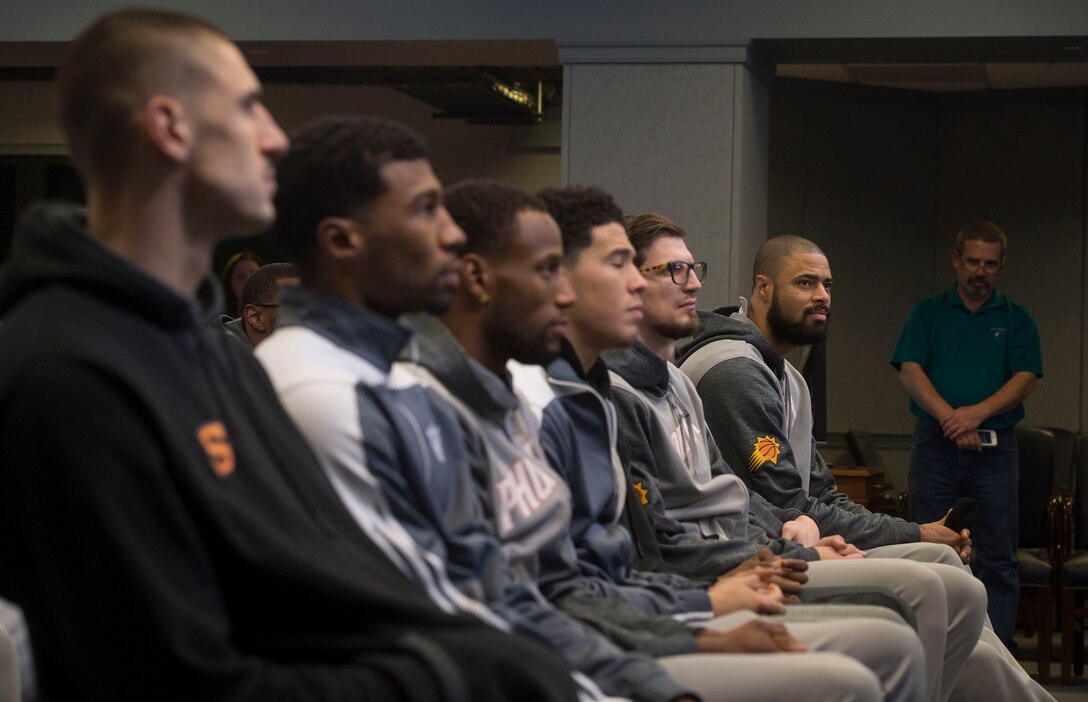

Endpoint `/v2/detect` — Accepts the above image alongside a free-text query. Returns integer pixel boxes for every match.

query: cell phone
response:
[977,429,997,447]
[944,497,978,532]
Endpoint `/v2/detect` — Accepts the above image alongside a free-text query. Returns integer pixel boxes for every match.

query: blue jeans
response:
[908,421,1019,648]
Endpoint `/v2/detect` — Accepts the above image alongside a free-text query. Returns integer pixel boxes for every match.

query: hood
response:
[398,312,517,423]
[278,285,410,373]
[673,302,784,378]
[601,340,669,399]
[0,201,218,329]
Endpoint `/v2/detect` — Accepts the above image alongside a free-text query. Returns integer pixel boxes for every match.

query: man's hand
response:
[954,430,982,452]
[778,558,809,587]
[781,514,821,547]
[940,405,983,440]
[721,550,804,601]
[695,620,807,654]
[707,569,786,616]
[919,513,973,563]
[724,548,778,576]
[814,535,866,559]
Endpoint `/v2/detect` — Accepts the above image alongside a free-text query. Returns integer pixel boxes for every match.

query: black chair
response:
[1016,425,1075,684]
[1060,432,1088,684]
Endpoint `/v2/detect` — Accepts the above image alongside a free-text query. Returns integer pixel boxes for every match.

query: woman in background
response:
[220,250,262,317]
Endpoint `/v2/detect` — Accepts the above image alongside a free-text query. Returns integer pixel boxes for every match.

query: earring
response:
[478,293,491,304]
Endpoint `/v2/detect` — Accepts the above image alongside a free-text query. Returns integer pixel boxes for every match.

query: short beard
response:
[655,310,700,341]
[767,293,829,347]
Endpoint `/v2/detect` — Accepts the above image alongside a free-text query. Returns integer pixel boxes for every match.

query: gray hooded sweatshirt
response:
[604,341,820,576]
[674,303,920,550]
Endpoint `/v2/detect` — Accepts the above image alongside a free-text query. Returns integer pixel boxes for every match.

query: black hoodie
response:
[0,203,576,702]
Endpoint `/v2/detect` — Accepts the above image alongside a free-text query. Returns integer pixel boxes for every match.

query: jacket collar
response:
[399,312,518,422]
[601,340,669,399]
[278,285,410,372]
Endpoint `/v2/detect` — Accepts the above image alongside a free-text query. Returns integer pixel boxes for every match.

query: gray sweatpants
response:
[805,541,987,702]
[0,623,17,702]
[668,608,925,702]
[950,626,1056,702]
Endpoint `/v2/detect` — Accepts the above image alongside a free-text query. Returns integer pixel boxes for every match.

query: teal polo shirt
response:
[890,284,1043,430]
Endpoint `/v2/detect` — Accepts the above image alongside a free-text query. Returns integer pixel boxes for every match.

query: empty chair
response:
[1060,431,1088,684]
[1016,425,1075,684]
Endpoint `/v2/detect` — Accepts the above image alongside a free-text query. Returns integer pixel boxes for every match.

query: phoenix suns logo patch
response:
[196,420,235,478]
[633,481,649,506]
[747,435,781,472]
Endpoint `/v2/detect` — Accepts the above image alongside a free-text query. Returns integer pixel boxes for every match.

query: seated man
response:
[674,232,1048,696]
[258,115,710,702]
[257,115,906,702]
[211,262,298,349]
[509,189,983,702]
[610,214,1053,702]
[399,178,923,702]
[0,10,576,701]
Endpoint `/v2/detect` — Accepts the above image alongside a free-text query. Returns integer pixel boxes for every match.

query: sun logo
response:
[747,435,781,472]
[633,481,649,505]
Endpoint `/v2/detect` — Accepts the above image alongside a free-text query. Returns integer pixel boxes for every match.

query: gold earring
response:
[478,293,491,304]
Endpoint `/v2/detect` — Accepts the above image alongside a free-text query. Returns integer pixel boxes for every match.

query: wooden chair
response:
[1059,431,1088,684]
[1015,425,1075,684]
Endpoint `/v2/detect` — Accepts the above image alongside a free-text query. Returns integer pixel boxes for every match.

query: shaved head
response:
[753,235,824,284]
[55,8,228,189]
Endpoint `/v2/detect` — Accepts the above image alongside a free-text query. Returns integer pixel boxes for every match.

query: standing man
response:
[891,221,1043,648]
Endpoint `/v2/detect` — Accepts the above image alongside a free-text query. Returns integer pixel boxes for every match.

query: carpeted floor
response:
[1014,630,1088,700]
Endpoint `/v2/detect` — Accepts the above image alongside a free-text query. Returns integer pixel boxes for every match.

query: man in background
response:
[891,221,1043,648]
[211,262,298,349]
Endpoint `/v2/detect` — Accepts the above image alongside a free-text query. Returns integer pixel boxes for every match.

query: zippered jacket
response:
[511,342,715,619]
[397,313,696,701]
[603,341,819,576]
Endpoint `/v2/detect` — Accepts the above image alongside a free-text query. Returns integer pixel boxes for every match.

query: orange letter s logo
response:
[197,421,236,478]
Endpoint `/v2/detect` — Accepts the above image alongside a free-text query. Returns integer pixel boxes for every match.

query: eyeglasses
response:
[960,256,1002,274]
[639,260,708,285]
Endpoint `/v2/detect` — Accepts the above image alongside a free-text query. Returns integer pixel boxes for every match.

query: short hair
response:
[536,186,624,263]
[271,115,430,270]
[55,8,228,188]
[955,220,1007,258]
[240,263,298,307]
[624,212,686,267]
[753,235,824,284]
[445,179,547,258]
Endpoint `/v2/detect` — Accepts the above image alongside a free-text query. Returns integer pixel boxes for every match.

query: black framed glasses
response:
[639,260,708,285]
